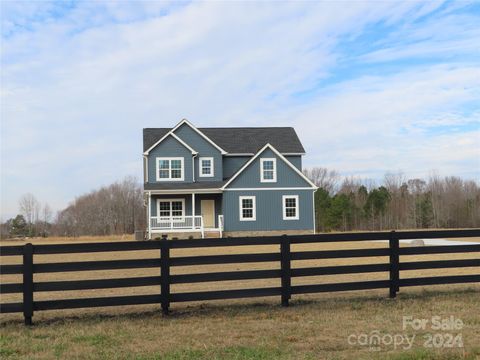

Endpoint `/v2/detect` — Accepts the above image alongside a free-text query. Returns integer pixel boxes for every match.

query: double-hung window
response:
[283,195,299,220]
[157,199,185,219]
[199,157,214,177]
[156,157,184,181]
[239,196,256,221]
[260,158,276,182]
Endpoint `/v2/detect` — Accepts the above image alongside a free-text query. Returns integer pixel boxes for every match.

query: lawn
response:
[1,235,479,359]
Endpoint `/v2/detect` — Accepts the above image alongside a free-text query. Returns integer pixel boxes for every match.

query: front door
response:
[201,200,215,228]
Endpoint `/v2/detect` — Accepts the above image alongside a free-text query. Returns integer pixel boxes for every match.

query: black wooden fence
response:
[1,229,479,325]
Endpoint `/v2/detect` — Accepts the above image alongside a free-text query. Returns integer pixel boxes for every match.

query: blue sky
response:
[1,1,479,219]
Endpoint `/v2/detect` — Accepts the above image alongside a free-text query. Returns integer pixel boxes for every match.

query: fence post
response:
[160,234,170,315]
[389,231,400,298]
[280,235,291,307]
[23,243,34,325]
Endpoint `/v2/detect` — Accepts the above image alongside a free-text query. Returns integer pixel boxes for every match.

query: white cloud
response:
[293,65,480,178]
[1,1,479,218]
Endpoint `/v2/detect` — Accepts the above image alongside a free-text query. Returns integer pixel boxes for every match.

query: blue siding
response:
[226,148,311,188]
[147,135,193,183]
[222,190,314,231]
[285,156,302,170]
[223,156,250,179]
[174,124,223,182]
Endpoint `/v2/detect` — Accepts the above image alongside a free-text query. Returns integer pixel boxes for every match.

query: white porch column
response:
[147,191,151,239]
[192,193,196,216]
[192,193,195,229]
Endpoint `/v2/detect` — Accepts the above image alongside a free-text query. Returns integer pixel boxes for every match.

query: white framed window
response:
[156,157,184,181]
[199,157,214,177]
[239,196,256,221]
[260,158,277,183]
[156,199,185,218]
[283,195,299,220]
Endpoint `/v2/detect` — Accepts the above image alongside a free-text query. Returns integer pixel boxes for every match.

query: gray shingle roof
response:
[143,127,305,153]
[144,181,226,190]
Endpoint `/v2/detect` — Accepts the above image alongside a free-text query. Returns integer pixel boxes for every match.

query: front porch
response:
[146,192,223,239]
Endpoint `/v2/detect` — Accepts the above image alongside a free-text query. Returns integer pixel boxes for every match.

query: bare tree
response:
[41,203,53,236]
[19,193,40,235]
[52,176,145,236]
[303,167,340,194]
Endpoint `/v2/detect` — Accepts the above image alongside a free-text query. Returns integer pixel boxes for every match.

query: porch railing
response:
[218,215,224,238]
[150,216,204,233]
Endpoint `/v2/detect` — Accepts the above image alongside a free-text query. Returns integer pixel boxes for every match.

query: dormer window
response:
[156,157,184,181]
[260,158,276,183]
[199,157,214,177]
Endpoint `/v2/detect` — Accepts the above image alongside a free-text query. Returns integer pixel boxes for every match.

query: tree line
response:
[1,170,479,239]
[303,168,480,232]
[1,177,145,238]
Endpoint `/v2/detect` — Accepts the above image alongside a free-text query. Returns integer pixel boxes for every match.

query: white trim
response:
[156,198,186,218]
[156,157,185,181]
[192,193,195,217]
[171,119,227,154]
[192,154,197,182]
[283,195,299,220]
[147,191,151,239]
[239,196,256,221]
[145,187,314,193]
[222,143,317,189]
[224,187,314,191]
[225,152,306,156]
[260,158,277,183]
[143,155,148,183]
[146,189,223,194]
[143,132,198,155]
[199,157,214,177]
[170,133,198,154]
[312,189,317,234]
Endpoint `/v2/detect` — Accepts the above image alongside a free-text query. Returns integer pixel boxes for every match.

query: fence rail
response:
[1,229,479,325]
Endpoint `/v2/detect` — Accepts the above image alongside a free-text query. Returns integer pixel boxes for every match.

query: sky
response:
[1,1,479,219]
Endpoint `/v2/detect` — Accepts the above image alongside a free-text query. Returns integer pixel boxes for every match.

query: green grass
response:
[386,348,480,360]
[1,288,479,359]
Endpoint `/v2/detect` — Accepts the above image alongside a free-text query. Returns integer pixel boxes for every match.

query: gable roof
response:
[143,124,305,154]
[143,132,198,155]
[143,119,227,155]
[221,143,317,190]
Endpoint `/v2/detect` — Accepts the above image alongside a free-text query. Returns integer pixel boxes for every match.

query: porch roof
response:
[144,181,226,191]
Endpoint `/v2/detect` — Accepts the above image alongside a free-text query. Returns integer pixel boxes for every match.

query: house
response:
[143,119,317,238]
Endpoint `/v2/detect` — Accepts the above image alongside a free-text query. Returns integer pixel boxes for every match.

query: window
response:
[157,199,185,218]
[156,157,184,181]
[261,158,276,182]
[199,157,214,177]
[239,196,256,221]
[283,195,299,220]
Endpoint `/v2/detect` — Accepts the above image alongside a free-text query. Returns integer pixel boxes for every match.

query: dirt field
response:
[1,235,479,359]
